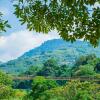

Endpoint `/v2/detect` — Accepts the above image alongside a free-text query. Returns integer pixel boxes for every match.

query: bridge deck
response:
[12,76,100,81]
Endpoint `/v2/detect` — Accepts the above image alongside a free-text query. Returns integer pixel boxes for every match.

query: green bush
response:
[0,70,12,86]
[0,84,14,99]
[39,80,100,100]
[28,76,58,100]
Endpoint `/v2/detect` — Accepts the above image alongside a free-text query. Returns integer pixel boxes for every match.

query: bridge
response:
[12,76,100,82]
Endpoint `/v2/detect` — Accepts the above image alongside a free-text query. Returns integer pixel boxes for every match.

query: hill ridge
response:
[0,39,100,75]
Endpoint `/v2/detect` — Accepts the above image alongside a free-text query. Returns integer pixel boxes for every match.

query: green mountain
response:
[0,39,100,75]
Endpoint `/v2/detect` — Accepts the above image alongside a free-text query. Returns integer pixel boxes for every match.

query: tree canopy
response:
[0,71,14,99]
[0,70,12,86]
[0,12,11,33]
[29,76,58,99]
[37,80,100,100]
[14,0,100,46]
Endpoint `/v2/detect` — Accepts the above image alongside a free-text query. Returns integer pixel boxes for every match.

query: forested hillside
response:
[0,39,100,74]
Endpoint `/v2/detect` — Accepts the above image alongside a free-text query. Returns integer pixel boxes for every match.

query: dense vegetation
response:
[0,71,14,99]
[0,54,100,99]
[0,12,11,33]
[38,80,100,100]
[21,58,72,77]
[14,0,100,46]
[1,39,100,74]
[0,0,99,99]
[0,40,100,99]
[20,54,100,77]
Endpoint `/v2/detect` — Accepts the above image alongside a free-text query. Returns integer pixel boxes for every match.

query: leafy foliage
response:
[0,83,14,99]
[72,54,100,76]
[74,54,96,67]
[73,64,95,76]
[22,66,41,76]
[28,76,58,100]
[0,12,11,33]
[0,71,14,99]
[36,80,100,100]
[37,58,71,77]
[13,89,27,99]
[0,70,12,86]
[37,58,59,76]
[14,0,100,46]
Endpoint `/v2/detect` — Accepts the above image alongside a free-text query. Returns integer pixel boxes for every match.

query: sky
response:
[0,0,60,62]
[0,0,99,62]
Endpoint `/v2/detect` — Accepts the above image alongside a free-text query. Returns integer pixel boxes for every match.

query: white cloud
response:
[0,30,60,62]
